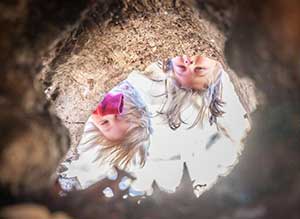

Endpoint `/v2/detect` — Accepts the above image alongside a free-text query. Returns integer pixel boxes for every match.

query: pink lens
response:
[93,93,124,116]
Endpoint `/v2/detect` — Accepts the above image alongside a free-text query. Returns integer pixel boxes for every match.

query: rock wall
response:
[0,0,91,199]
[0,0,300,218]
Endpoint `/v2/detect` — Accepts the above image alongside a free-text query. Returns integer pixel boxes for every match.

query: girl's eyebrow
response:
[175,64,186,68]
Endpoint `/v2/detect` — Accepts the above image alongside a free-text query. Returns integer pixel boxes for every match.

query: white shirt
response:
[126,62,250,193]
[63,62,250,194]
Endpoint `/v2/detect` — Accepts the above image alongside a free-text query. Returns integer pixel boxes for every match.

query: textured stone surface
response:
[0,0,90,197]
[1,0,300,218]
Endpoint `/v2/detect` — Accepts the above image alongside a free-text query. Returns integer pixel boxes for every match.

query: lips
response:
[93,92,124,116]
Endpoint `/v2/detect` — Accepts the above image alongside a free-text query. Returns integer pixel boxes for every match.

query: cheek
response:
[117,121,130,137]
[101,129,123,142]
[107,121,129,141]
[176,74,193,88]
[113,126,128,141]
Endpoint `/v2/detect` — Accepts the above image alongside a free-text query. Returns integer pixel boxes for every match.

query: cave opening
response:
[44,2,257,197]
[4,0,300,219]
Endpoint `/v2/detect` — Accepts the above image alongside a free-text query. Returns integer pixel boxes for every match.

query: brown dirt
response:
[45,5,257,156]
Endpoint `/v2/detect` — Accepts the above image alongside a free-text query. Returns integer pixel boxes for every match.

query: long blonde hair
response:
[155,59,225,130]
[77,81,152,169]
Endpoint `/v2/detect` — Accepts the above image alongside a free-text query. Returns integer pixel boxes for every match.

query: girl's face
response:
[171,55,220,90]
[92,114,130,142]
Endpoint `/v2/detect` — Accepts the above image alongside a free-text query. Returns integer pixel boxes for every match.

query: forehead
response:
[172,55,217,65]
[191,55,208,63]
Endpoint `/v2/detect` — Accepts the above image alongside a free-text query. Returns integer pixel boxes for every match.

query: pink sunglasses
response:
[93,92,124,116]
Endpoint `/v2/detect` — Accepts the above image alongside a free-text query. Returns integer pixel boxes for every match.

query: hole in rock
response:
[47,3,257,198]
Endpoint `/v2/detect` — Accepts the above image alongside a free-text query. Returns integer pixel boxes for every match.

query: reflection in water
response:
[61,60,250,196]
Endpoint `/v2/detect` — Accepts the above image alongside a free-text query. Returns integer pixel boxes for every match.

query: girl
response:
[127,55,250,144]
[123,55,250,193]
[59,80,152,190]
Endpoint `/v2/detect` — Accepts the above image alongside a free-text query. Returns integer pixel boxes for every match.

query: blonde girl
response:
[59,80,152,190]
[77,80,152,169]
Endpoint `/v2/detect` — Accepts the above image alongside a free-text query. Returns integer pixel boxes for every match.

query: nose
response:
[183,56,192,65]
